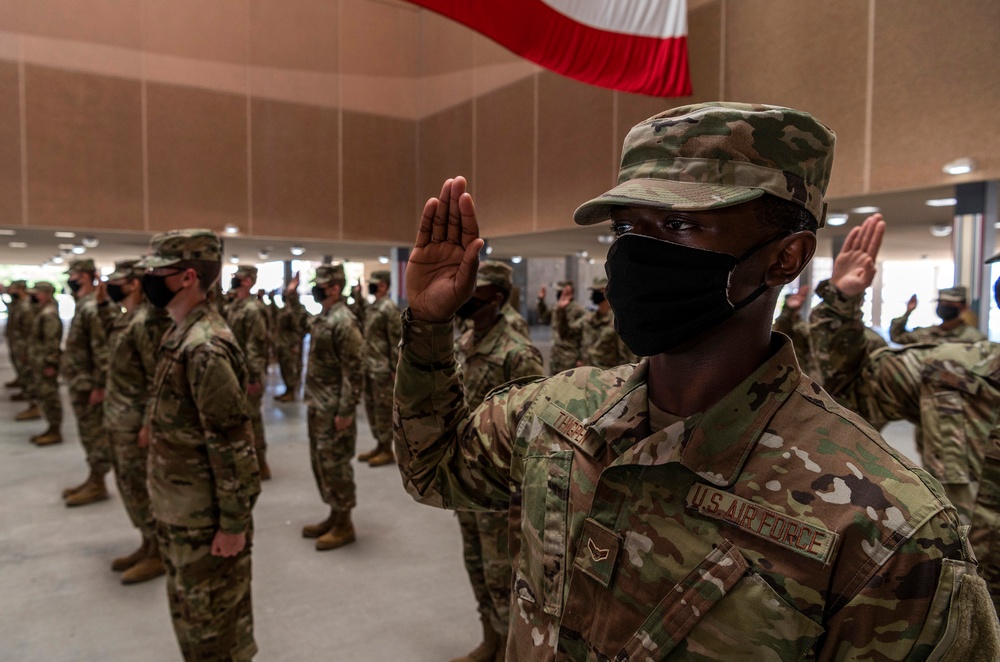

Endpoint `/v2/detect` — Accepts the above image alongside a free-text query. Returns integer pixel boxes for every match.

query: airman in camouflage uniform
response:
[299,264,365,551]
[98,259,174,584]
[772,287,818,380]
[395,104,1000,660]
[5,280,33,398]
[889,286,986,345]
[502,301,530,338]
[24,282,62,445]
[537,281,585,374]
[225,265,271,480]
[140,229,260,661]
[556,277,634,369]
[452,260,544,662]
[61,258,113,507]
[356,270,402,467]
[273,282,309,402]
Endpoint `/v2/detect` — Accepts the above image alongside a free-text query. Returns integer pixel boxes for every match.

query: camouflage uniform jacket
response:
[275,290,309,344]
[456,315,543,407]
[772,304,817,380]
[30,300,62,372]
[225,295,269,384]
[362,296,402,376]
[558,307,635,369]
[503,302,531,338]
[147,303,259,534]
[102,301,172,432]
[61,293,110,393]
[539,299,586,369]
[889,311,987,345]
[6,294,33,341]
[305,299,364,415]
[395,312,992,660]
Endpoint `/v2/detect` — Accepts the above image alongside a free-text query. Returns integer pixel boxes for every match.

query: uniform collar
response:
[459,314,509,357]
[161,301,210,350]
[585,336,801,487]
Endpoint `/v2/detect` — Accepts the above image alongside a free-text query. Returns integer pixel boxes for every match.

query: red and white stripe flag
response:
[404,0,691,98]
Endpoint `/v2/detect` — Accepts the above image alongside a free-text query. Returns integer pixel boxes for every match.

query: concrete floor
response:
[0,328,921,661]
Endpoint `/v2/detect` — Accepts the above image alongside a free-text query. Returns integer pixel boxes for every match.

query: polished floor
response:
[0,330,920,661]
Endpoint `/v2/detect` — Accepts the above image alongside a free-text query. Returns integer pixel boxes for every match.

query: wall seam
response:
[719,0,727,99]
[245,1,253,237]
[18,33,28,227]
[532,72,538,232]
[863,0,875,193]
[140,2,149,232]
[337,0,344,241]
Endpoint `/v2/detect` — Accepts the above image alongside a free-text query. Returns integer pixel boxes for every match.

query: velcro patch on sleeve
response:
[686,483,840,565]
[539,404,589,447]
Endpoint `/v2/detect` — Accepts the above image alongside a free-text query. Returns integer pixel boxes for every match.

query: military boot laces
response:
[315,511,356,551]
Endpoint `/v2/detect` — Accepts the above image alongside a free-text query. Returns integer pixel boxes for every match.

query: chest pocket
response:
[559,537,823,661]
[921,367,978,484]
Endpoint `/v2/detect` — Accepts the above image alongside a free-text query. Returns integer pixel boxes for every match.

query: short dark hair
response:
[754,194,819,234]
[175,260,221,292]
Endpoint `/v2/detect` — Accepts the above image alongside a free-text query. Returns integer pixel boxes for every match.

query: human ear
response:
[765,232,817,287]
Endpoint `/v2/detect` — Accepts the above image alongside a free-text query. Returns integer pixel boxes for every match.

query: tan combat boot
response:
[301,509,338,538]
[357,446,380,462]
[450,616,500,662]
[64,475,109,507]
[4,378,21,388]
[366,445,395,467]
[274,391,295,403]
[121,539,165,585]
[259,456,272,481]
[15,404,41,421]
[31,426,62,446]
[111,540,148,572]
[11,391,26,401]
[315,511,356,551]
[62,475,92,499]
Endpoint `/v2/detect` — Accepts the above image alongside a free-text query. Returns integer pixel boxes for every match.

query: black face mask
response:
[8,292,19,300]
[142,274,179,309]
[368,283,379,296]
[231,276,242,291]
[605,232,788,356]
[67,279,82,294]
[311,285,328,303]
[107,283,127,303]
[30,295,40,304]
[590,290,606,306]
[456,297,490,320]
[936,303,960,321]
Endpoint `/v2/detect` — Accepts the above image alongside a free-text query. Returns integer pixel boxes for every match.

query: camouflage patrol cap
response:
[557,280,574,289]
[234,265,258,280]
[937,286,968,303]
[66,258,97,274]
[590,277,609,291]
[573,102,836,228]
[107,259,142,282]
[313,263,346,286]
[476,260,513,292]
[29,281,55,295]
[8,279,26,289]
[136,229,221,269]
[367,270,391,285]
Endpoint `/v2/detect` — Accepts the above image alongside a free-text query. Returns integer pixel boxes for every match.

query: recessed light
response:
[224,224,240,235]
[229,255,240,264]
[52,256,64,264]
[377,256,389,264]
[930,224,953,237]
[81,236,100,248]
[8,241,27,248]
[58,243,75,250]
[943,158,975,176]
[576,250,589,259]
[850,206,880,214]
[71,245,86,254]
[257,248,271,260]
[827,214,849,226]
[596,234,615,245]
[290,246,305,256]
[54,231,75,239]
[925,198,957,207]
[511,256,523,264]
[484,246,493,255]
[0,229,15,236]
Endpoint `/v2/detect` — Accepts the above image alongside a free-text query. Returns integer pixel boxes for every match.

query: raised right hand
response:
[557,285,574,309]
[286,271,300,296]
[906,294,917,313]
[406,177,484,323]
[831,214,885,298]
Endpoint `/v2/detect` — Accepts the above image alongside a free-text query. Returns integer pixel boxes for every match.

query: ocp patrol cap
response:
[476,260,512,293]
[136,229,221,269]
[107,259,143,281]
[66,258,96,274]
[574,102,836,228]
[234,265,258,280]
[590,277,609,291]
[313,263,346,286]
[29,281,56,295]
[937,286,968,303]
[367,270,391,285]
[8,279,26,289]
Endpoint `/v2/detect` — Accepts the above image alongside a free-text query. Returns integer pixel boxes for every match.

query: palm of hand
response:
[832,249,875,297]
[407,241,476,322]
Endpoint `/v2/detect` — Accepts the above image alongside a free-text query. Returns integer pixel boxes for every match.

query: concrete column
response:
[565,255,580,302]
[510,259,529,318]
[953,182,998,333]
[391,246,410,307]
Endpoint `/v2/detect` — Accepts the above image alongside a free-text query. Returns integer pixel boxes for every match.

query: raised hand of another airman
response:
[830,214,885,297]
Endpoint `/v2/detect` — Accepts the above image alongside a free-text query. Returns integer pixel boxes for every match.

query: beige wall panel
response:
[340,0,419,77]
[417,102,473,208]
[250,98,339,239]
[249,0,339,72]
[24,66,143,230]
[870,1,1000,192]
[475,78,535,236]
[341,110,415,243]
[420,10,475,77]
[725,0,868,199]
[537,73,615,231]
[143,0,247,64]
[0,61,22,226]
[16,0,141,48]
[474,32,524,69]
[0,3,16,32]
[146,83,247,232]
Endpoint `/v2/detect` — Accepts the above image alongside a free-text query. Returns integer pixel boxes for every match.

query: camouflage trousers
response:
[31,370,60,426]
[307,406,356,511]
[247,390,265,456]
[156,523,256,662]
[457,510,511,641]
[109,429,154,540]
[71,390,110,476]
[276,341,303,392]
[10,338,29,382]
[549,344,579,376]
[971,450,1000,615]
[363,371,393,448]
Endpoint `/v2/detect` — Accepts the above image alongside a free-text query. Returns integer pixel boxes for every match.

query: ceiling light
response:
[943,158,975,176]
[511,256,523,264]
[81,236,99,248]
[850,206,880,214]
[596,234,615,245]
[8,241,27,248]
[223,224,240,235]
[930,224,953,237]
[0,229,15,236]
[54,231,75,238]
[588,258,596,265]
[484,246,493,255]
[377,256,390,264]
[576,250,589,259]
[52,256,64,264]
[925,198,957,207]
[257,247,271,260]
[71,245,86,254]
[290,246,305,257]
[827,213,849,226]
[229,255,240,264]
[58,243,75,250]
